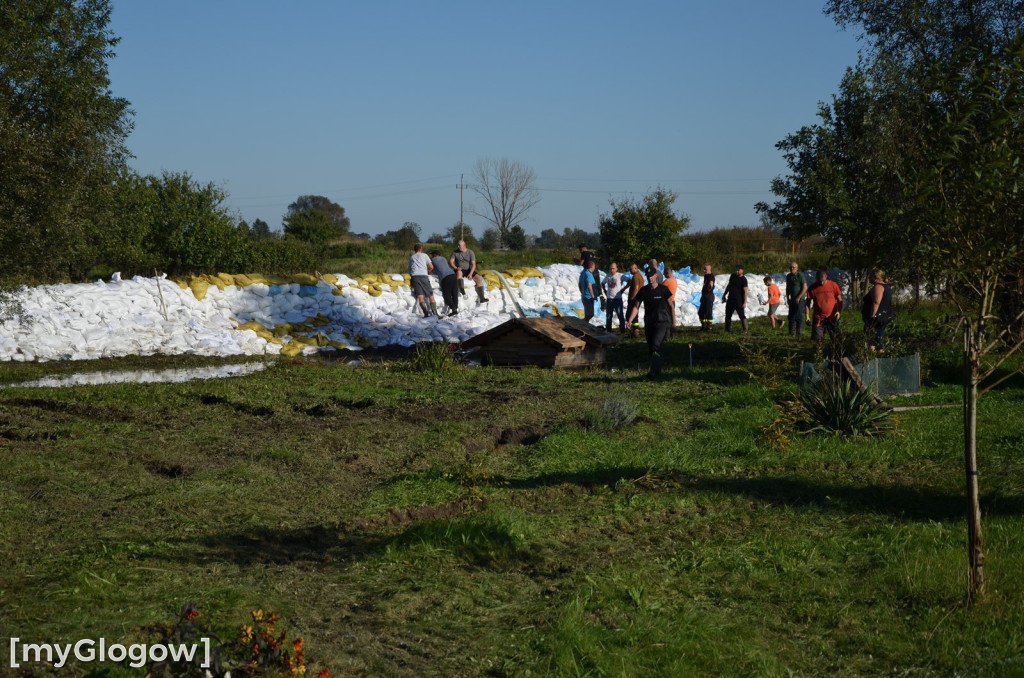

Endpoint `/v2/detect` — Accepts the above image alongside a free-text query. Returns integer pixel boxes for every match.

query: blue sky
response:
[108,1,863,237]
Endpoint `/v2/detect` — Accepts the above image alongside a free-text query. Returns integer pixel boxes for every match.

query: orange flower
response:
[293,638,304,652]
[316,671,329,678]
[185,609,201,620]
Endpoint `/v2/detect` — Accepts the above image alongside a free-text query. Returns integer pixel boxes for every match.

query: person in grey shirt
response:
[449,240,488,304]
[430,250,459,315]
[409,244,437,317]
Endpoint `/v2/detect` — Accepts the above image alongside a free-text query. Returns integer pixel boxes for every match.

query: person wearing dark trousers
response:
[722,264,749,333]
[626,273,674,379]
[579,244,603,310]
[602,261,627,331]
[626,262,645,337]
[579,259,598,322]
[698,263,716,331]
[785,261,809,338]
[430,250,458,316]
[861,268,893,352]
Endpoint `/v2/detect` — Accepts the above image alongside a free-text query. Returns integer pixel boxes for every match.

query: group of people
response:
[408,240,489,317]
[785,262,894,352]
[580,252,896,376]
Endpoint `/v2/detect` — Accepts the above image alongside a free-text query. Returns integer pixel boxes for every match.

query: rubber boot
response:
[476,286,488,303]
[429,300,439,317]
[419,300,432,317]
[459,278,466,297]
[742,318,748,333]
[648,351,662,379]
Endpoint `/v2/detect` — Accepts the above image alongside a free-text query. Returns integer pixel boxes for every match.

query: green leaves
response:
[599,188,693,267]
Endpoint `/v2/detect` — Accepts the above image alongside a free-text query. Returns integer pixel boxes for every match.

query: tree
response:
[0,0,133,281]
[599,188,693,267]
[446,223,479,250]
[374,222,421,251]
[902,37,1024,601]
[282,195,350,248]
[506,225,528,251]
[469,157,540,247]
[479,228,500,252]
[251,218,273,240]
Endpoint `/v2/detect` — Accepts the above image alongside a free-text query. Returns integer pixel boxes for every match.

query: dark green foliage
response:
[506,224,528,251]
[408,341,456,372]
[799,372,895,437]
[0,0,132,281]
[599,188,694,267]
[374,222,421,251]
[282,195,350,247]
[480,227,500,252]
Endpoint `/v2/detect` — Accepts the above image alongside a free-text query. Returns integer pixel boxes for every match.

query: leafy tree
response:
[282,195,350,248]
[599,188,693,267]
[902,36,1024,600]
[469,157,540,247]
[506,225,528,251]
[0,0,133,281]
[373,222,421,251]
[447,222,479,250]
[251,218,273,240]
[480,228,501,252]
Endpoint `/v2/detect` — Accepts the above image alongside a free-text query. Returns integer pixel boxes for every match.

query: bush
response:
[798,371,895,438]
[582,383,640,432]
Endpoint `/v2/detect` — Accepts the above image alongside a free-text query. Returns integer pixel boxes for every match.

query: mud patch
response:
[497,424,549,447]
[143,461,187,479]
[199,394,274,417]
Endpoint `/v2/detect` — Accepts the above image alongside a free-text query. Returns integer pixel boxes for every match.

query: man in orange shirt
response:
[762,276,781,329]
[807,269,843,348]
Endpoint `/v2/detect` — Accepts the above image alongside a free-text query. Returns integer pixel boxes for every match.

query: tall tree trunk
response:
[963,323,985,602]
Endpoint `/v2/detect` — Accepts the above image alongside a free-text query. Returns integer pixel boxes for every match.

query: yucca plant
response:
[798,371,895,437]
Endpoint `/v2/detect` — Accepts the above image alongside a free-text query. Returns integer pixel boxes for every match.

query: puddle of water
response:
[6,361,273,388]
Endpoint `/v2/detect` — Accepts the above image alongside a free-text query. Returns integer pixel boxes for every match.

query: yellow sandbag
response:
[272,323,292,337]
[524,267,545,278]
[235,320,267,333]
[308,314,331,326]
[544,303,561,317]
[216,272,235,285]
[279,342,303,357]
[189,278,210,301]
[174,279,188,290]
[233,274,254,287]
[572,308,584,317]
[331,287,346,296]
[321,273,338,285]
[291,273,319,286]
[203,274,227,291]
[255,330,280,344]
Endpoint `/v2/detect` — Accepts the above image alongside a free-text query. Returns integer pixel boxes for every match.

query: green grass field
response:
[1,314,1022,676]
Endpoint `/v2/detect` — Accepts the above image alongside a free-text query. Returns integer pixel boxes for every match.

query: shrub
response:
[582,383,640,432]
[798,372,895,437]
[408,341,456,373]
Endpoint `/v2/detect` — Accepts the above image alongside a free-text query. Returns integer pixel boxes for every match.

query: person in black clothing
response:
[625,273,674,379]
[722,264,749,333]
[861,268,894,351]
[698,262,716,332]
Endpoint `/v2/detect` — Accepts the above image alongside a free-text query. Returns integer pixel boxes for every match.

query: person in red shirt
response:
[807,269,843,348]
[762,276,781,329]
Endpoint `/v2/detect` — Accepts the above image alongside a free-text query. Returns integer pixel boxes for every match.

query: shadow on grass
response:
[489,467,1024,522]
[154,504,531,569]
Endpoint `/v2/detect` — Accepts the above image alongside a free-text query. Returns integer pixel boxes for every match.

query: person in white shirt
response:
[601,261,627,331]
[409,244,437,317]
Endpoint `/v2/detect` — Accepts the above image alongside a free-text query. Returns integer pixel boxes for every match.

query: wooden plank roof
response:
[462,316,619,350]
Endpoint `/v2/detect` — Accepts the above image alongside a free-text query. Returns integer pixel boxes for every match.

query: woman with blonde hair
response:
[861,268,894,352]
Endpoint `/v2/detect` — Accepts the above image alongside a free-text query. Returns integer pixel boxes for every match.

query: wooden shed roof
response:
[462,316,619,350]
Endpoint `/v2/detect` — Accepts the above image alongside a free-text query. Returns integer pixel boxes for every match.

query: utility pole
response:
[456,174,466,240]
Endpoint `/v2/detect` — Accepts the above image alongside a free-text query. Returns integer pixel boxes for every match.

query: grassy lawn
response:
[1,313,1022,676]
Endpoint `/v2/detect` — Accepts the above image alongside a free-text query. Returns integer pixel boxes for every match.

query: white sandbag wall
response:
[0,265,809,362]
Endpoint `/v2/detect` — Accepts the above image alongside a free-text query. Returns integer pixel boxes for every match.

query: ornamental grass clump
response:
[798,372,895,438]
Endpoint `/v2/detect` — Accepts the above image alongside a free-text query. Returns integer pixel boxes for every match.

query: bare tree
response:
[468,157,540,247]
